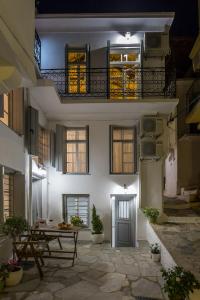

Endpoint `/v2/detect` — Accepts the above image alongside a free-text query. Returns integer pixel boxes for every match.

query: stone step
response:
[167,216,200,224]
[164,201,200,209]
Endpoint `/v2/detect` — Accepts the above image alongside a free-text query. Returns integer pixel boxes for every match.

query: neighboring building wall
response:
[47,119,139,241]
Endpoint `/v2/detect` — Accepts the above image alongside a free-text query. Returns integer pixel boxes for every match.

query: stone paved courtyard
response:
[1,241,165,300]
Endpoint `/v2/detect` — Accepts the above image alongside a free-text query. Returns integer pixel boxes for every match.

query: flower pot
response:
[5,267,23,287]
[92,233,104,244]
[151,253,161,262]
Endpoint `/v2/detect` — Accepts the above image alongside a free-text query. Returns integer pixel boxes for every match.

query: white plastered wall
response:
[47,119,139,241]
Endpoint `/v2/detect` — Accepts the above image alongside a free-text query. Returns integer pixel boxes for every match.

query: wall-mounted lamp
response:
[125,32,131,41]
[123,184,127,190]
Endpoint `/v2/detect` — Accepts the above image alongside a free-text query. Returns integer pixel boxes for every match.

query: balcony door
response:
[108,43,141,100]
[65,45,90,95]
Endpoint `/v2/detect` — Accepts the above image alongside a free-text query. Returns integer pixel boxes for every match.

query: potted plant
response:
[70,216,84,227]
[150,243,161,262]
[0,216,29,243]
[143,207,160,224]
[161,266,200,300]
[4,260,23,287]
[91,205,104,244]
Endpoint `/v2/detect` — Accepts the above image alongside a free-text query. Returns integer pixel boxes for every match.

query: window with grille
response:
[3,174,14,220]
[110,126,136,174]
[64,127,89,174]
[38,127,50,166]
[63,195,89,226]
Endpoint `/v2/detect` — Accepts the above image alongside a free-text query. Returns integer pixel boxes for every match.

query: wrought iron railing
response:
[34,30,41,69]
[41,67,176,99]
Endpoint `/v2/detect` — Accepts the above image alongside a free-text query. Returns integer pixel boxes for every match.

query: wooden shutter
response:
[50,130,56,167]
[12,88,24,135]
[0,94,4,117]
[27,106,39,155]
[55,125,65,172]
[0,166,3,222]
[13,174,25,218]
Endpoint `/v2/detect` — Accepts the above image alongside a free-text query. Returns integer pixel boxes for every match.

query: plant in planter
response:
[143,207,159,224]
[70,216,84,227]
[0,260,23,288]
[91,205,104,244]
[150,243,161,262]
[0,216,29,242]
[161,266,200,300]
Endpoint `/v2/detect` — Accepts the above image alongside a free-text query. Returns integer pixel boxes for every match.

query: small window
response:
[63,194,89,227]
[64,127,89,174]
[0,94,10,126]
[110,126,136,174]
[66,45,89,94]
[3,174,14,220]
[38,127,50,166]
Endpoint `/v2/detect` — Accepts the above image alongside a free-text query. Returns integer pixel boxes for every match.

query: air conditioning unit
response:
[144,32,170,56]
[140,117,163,138]
[140,139,163,160]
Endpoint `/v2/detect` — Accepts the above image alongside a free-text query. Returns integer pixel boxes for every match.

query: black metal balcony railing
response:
[41,67,176,99]
[34,30,41,69]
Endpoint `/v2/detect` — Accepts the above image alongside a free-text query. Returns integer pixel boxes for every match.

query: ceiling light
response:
[125,32,131,41]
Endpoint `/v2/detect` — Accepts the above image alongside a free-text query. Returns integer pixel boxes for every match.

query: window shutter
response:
[0,94,4,117]
[0,166,3,222]
[55,125,65,172]
[50,130,56,167]
[12,88,24,135]
[27,106,39,155]
[13,174,25,218]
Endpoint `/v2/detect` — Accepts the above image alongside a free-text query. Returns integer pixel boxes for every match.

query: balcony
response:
[40,67,176,101]
[34,30,41,69]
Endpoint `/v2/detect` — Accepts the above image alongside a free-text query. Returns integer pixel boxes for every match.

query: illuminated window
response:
[110,126,136,174]
[65,127,89,174]
[63,194,89,226]
[0,94,10,126]
[66,46,89,94]
[109,45,140,99]
[38,127,50,166]
[3,174,14,220]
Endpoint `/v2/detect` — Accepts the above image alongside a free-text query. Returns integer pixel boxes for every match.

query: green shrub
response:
[91,205,103,234]
[0,216,29,241]
[161,266,200,300]
[70,216,83,226]
[150,243,160,254]
[143,207,159,224]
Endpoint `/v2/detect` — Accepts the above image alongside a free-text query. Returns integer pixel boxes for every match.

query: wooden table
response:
[30,226,80,266]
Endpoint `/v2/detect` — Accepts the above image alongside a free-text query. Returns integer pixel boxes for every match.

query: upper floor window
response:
[0,94,9,126]
[108,43,141,100]
[38,127,50,166]
[64,127,89,174]
[0,89,24,135]
[110,126,136,174]
[65,45,90,94]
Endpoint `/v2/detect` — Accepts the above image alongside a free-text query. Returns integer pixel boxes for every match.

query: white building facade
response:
[0,11,178,252]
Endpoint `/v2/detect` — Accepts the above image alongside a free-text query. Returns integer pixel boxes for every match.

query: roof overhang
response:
[36,12,174,33]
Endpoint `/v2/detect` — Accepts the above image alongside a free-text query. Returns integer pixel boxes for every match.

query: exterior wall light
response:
[125,32,131,41]
[124,183,127,190]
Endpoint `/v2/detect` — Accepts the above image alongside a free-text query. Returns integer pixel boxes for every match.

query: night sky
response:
[38,0,199,37]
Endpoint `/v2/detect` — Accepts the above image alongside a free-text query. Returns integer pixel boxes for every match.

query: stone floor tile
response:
[99,272,126,292]
[131,278,164,299]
